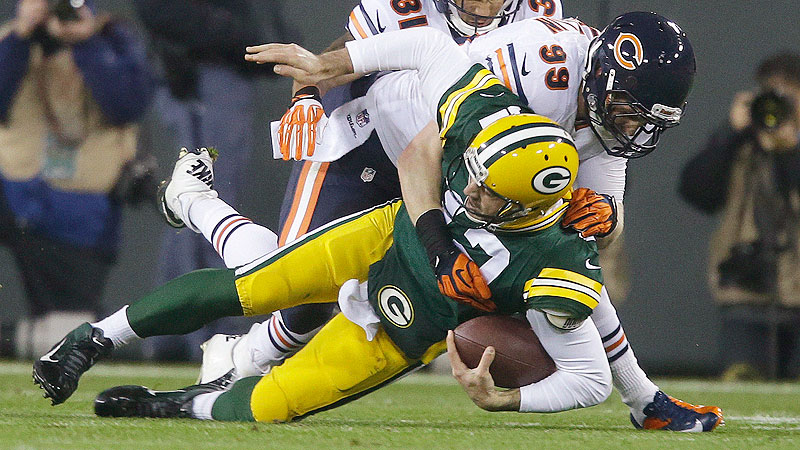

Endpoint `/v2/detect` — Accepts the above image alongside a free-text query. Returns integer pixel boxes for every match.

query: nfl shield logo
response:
[356,110,370,128]
[361,167,376,183]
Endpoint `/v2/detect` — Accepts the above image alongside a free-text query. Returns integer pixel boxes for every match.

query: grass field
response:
[2,360,800,449]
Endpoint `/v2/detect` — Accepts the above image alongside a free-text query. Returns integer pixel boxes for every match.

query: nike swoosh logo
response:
[479,91,504,98]
[39,337,67,363]
[521,53,531,76]
[687,419,704,432]
[454,268,471,287]
[375,11,386,32]
[585,258,601,270]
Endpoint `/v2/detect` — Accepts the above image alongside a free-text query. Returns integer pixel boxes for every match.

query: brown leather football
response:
[453,315,556,388]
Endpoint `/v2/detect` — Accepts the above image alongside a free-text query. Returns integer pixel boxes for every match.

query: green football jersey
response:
[367,65,603,359]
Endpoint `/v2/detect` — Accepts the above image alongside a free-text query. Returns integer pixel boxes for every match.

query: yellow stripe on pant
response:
[234,201,402,316]
[250,313,416,422]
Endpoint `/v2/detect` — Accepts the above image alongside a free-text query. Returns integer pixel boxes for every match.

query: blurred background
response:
[1,0,799,377]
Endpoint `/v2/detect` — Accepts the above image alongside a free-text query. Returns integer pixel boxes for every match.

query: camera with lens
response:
[750,90,795,131]
[50,0,84,21]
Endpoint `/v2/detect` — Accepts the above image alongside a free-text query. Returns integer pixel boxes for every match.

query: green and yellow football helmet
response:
[445,114,579,231]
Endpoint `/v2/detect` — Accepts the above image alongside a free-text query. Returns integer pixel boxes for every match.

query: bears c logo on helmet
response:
[613,33,644,70]
[532,166,572,194]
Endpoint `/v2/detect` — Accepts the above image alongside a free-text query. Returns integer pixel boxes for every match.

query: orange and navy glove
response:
[562,187,618,238]
[278,86,327,161]
[415,209,495,312]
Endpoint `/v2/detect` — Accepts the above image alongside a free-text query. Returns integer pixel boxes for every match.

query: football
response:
[453,315,556,388]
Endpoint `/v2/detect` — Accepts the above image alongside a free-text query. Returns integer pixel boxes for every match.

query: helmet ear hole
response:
[544,154,549,161]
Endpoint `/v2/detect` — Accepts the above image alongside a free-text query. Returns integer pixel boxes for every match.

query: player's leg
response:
[95,314,423,421]
[592,288,723,431]
[200,139,401,380]
[34,201,401,405]
[159,147,279,268]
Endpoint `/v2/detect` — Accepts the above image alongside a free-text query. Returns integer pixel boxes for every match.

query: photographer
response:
[680,51,800,379]
[0,0,154,353]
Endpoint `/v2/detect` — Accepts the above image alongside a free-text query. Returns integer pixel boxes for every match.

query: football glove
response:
[278,86,327,161]
[415,209,495,312]
[562,187,617,238]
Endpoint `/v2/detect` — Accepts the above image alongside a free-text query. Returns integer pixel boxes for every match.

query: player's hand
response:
[278,86,328,160]
[414,209,495,312]
[562,188,617,238]
[446,330,518,411]
[434,250,494,312]
[245,43,354,86]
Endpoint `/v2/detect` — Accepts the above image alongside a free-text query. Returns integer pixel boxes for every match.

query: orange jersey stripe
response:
[279,161,329,246]
[349,11,369,39]
[279,162,313,245]
[494,48,512,90]
[297,162,329,236]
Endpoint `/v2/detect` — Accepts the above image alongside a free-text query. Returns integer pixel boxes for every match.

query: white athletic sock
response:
[248,312,322,372]
[612,349,659,423]
[91,306,141,348]
[591,288,658,415]
[191,391,224,420]
[187,196,278,268]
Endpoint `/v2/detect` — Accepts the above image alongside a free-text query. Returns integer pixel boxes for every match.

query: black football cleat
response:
[631,390,723,432]
[157,177,185,228]
[33,323,114,405]
[94,371,234,419]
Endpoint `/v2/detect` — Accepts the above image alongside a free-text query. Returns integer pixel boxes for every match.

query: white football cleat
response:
[158,147,219,232]
[197,333,265,384]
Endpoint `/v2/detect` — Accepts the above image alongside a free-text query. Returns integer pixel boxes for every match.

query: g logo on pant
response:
[377,285,414,328]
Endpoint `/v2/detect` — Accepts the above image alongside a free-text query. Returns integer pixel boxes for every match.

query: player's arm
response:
[398,122,494,311]
[447,307,611,413]
[276,31,356,161]
[291,31,358,96]
[246,27,471,112]
[398,121,442,224]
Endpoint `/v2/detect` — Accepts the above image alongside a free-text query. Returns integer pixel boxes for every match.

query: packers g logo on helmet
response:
[533,166,573,194]
[449,113,578,231]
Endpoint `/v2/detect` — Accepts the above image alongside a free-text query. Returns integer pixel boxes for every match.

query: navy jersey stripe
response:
[358,4,380,35]
[507,43,529,106]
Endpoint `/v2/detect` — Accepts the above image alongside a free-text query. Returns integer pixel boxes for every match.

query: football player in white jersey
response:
[347,0,561,44]
[235,11,722,432]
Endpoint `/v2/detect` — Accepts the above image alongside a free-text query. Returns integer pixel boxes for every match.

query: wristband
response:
[415,209,456,268]
[290,86,322,105]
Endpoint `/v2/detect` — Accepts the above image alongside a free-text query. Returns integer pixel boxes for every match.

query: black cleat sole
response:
[32,362,63,406]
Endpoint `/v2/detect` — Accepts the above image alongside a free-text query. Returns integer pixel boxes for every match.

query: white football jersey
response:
[466,17,628,200]
[347,0,563,42]
[275,15,628,201]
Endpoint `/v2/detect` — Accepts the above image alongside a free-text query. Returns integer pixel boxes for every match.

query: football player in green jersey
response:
[36,111,614,421]
[89,112,611,422]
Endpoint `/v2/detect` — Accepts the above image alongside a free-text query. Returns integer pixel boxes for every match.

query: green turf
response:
[2,360,799,449]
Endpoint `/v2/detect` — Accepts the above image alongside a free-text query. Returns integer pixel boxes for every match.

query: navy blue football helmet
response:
[434,0,522,36]
[582,11,696,158]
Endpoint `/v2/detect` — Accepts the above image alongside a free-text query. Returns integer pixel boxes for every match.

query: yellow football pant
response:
[234,201,401,316]
[249,313,429,422]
